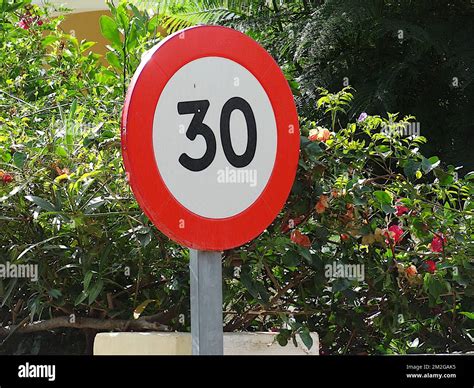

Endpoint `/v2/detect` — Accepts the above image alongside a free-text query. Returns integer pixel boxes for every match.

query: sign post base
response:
[190,249,223,355]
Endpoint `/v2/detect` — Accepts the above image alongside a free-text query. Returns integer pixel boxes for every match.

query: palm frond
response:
[130,0,308,33]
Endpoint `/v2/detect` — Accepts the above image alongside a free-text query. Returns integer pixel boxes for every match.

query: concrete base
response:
[94,332,319,355]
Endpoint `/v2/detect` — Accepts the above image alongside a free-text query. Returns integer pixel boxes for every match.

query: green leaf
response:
[2,151,12,163]
[126,23,138,52]
[424,274,448,304]
[99,15,121,48]
[403,160,421,181]
[297,246,313,265]
[434,168,454,186]
[373,190,392,204]
[80,41,96,52]
[240,269,258,298]
[88,280,104,305]
[305,142,323,160]
[276,329,291,347]
[299,329,313,350]
[68,99,77,122]
[460,312,474,320]
[427,156,440,171]
[421,157,432,173]
[48,289,62,299]
[313,226,329,242]
[83,271,93,290]
[240,269,269,304]
[147,14,160,33]
[42,35,59,47]
[282,253,299,268]
[106,51,122,70]
[116,4,130,30]
[74,291,88,306]
[25,196,57,212]
[1,279,17,307]
[55,146,67,157]
[12,152,27,168]
[382,203,396,214]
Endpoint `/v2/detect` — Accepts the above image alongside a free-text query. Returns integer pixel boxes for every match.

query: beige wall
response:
[61,10,111,57]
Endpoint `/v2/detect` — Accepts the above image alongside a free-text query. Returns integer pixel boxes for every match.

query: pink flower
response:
[36,19,43,26]
[18,18,30,30]
[384,225,404,245]
[430,233,447,253]
[395,200,410,217]
[395,204,409,217]
[425,260,436,274]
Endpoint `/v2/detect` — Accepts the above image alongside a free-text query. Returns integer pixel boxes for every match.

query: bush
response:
[0,1,473,354]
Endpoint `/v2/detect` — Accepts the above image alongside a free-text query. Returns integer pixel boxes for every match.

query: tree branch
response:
[0,315,169,337]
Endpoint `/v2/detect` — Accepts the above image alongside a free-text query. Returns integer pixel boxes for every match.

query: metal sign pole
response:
[189,249,223,355]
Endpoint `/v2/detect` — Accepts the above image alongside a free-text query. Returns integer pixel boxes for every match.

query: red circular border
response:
[121,25,300,251]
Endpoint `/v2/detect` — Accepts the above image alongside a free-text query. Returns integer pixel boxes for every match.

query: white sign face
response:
[153,56,277,219]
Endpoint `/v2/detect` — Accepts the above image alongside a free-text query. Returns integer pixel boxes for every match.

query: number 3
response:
[178,97,257,171]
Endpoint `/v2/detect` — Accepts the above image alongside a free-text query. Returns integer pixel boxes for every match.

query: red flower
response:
[430,233,447,253]
[384,225,403,245]
[18,17,31,30]
[340,233,349,242]
[36,19,43,26]
[395,204,409,217]
[1,173,13,184]
[291,230,311,248]
[425,260,436,274]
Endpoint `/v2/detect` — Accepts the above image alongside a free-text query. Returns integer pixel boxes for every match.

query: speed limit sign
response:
[122,25,299,251]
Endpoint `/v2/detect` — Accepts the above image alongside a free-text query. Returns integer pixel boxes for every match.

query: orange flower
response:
[315,194,329,214]
[406,265,417,277]
[290,230,311,248]
[317,128,331,142]
[54,165,70,176]
[308,128,319,142]
[308,127,331,143]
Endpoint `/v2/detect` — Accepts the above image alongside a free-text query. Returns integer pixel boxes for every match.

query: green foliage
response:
[0,1,473,355]
[241,0,474,173]
[0,2,189,352]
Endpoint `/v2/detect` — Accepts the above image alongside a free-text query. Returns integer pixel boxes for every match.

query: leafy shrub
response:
[0,1,473,354]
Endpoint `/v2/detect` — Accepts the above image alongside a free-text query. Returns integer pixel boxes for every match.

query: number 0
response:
[220,97,257,168]
[178,97,257,171]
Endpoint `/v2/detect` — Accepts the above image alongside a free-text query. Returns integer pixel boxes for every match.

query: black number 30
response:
[177,97,257,172]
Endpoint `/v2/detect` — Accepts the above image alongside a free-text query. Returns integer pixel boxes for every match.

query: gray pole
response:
[189,249,223,355]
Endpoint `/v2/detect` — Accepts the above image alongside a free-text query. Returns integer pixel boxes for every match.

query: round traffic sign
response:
[122,25,299,250]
